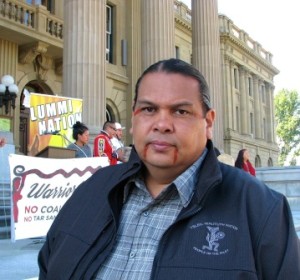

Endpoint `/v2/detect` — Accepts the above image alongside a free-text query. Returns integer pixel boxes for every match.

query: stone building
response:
[219,15,279,166]
[0,0,279,166]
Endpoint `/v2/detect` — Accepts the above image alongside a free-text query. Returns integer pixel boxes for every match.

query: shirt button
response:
[143,211,149,217]
[129,252,136,258]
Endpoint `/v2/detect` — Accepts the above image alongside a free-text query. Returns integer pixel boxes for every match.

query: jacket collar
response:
[192,140,222,205]
[120,141,222,204]
[100,129,111,138]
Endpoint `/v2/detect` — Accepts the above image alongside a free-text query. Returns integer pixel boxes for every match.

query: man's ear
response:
[206,109,216,140]
[130,111,134,135]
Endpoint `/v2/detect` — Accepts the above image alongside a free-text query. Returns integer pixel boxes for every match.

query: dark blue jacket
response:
[38,141,300,279]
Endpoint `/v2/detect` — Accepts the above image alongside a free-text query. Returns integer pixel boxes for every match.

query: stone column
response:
[125,0,142,145]
[191,0,224,150]
[141,0,175,70]
[253,76,261,138]
[245,70,250,133]
[231,66,238,131]
[269,85,275,143]
[223,55,233,130]
[239,66,248,134]
[260,81,265,138]
[63,0,106,135]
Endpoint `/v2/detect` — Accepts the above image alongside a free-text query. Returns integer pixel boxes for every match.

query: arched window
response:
[106,105,116,122]
[255,155,261,168]
[267,157,273,167]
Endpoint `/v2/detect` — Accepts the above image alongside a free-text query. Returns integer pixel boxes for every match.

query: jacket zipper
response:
[150,179,221,280]
[150,204,203,280]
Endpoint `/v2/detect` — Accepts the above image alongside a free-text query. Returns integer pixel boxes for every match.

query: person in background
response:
[38,58,300,279]
[111,122,124,150]
[0,137,6,148]
[67,121,92,158]
[93,121,118,165]
[235,148,256,176]
[111,122,127,163]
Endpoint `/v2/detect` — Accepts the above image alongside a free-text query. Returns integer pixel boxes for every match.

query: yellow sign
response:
[27,93,83,156]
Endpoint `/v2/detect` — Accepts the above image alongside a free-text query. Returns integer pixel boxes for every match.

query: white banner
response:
[8,154,109,241]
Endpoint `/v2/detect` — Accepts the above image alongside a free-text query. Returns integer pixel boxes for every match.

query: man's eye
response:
[175,109,189,115]
[142,107,155,113]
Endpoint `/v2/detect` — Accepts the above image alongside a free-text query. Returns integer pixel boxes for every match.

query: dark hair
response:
[103,121,116,131]
[133,58,212,114]
[235,149,247,169]
[72,121,88,140]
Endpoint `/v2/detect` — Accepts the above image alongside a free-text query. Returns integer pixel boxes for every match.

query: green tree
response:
[274,89,300,165]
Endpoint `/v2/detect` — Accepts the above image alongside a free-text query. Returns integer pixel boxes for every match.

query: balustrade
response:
[219,14,274,65]
[0,0,63,39]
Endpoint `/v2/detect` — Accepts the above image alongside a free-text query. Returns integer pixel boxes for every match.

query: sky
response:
[180,0,300,93]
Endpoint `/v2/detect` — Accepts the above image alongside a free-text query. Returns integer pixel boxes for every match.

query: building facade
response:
[218,15,279,166]
[0,0,279,166]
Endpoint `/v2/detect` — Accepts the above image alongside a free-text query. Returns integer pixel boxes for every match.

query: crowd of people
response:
[68,119,128,164]
[0,114,257,172]
[69,119,258,176]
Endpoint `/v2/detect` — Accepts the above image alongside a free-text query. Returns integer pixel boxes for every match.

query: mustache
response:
[146,139,176,147]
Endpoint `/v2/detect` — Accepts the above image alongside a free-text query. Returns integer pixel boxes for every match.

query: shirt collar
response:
[173,148,207,207]
[100,130,111,138]
[124,148,208,207]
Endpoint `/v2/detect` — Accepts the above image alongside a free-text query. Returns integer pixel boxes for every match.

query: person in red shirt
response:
[93,121,118,165]
[0,137,6,148]
[234,148,256,176]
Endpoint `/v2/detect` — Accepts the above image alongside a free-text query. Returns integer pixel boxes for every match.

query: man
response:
[111,122,125,163]
[93,121,118,165]
[111,122,124,150]
[38,59,300,279]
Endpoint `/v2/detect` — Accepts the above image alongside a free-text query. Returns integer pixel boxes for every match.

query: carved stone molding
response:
[34,54,53,81]
[55,58,63,76]
[18,41,49,64]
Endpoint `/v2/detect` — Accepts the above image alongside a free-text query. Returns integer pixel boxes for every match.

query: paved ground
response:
[0,238,43,280]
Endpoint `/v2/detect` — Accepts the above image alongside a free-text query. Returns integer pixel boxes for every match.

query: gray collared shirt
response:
[95,149,207,280]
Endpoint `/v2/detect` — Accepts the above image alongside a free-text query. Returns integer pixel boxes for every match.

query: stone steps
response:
[0,181,11,239]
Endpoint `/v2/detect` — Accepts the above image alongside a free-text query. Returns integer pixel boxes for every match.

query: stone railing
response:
[174,0,191,22]
[0,0,63,40]
[256,166,300,236]
[256,166,300,210]
[219,14,273,65]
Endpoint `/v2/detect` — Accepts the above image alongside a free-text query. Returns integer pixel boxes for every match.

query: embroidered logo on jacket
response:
[191,222,238,256]
[202,226,225,252]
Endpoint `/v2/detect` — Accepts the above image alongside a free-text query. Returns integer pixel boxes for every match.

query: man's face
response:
[107,124,117,138]
[116,129,123,140]
[131,72,215,174]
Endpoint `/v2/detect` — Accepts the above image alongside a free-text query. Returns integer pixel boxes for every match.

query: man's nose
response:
[153,111,174,132]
